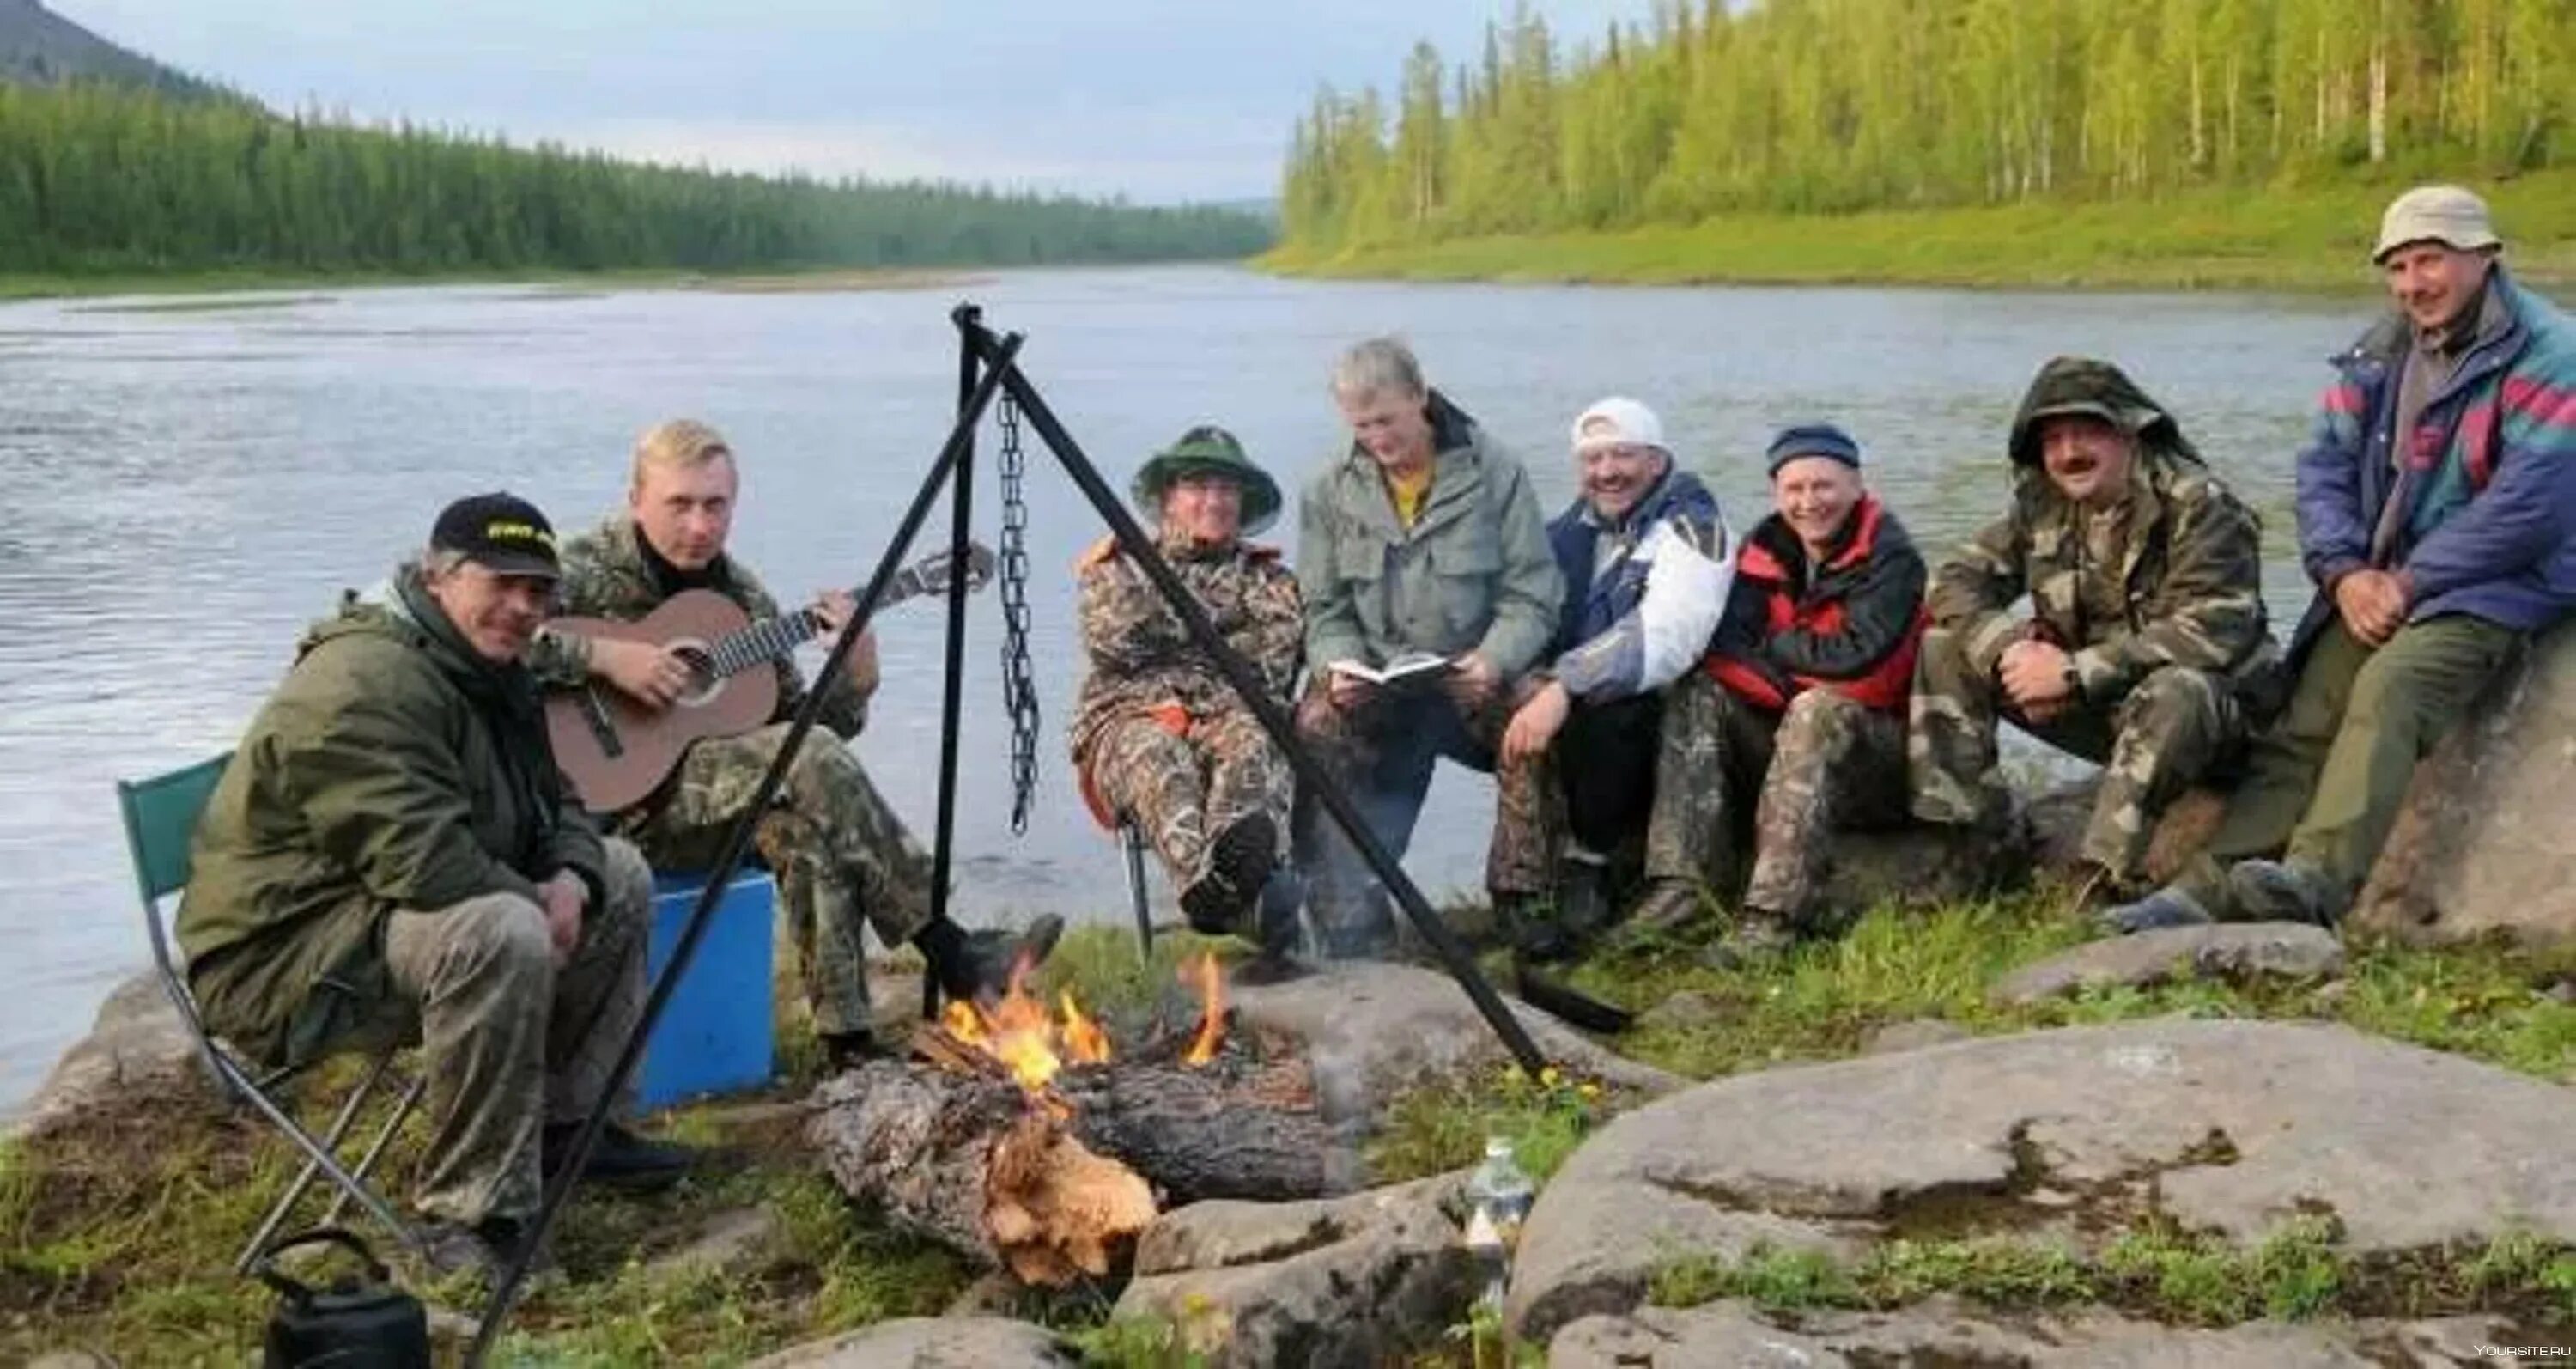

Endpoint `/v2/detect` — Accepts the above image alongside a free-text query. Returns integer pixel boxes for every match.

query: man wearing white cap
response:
[1488,397,1734,958]
[2107,185,2576,934]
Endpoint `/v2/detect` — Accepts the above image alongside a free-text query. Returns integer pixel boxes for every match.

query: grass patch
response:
[1552,890,2576,1086]
[1261,172,2576,292]
[1367,1065,1611,1185]
[1651,1220,2576,1329]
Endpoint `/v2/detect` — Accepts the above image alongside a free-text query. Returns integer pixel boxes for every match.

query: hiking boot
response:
[2098,886,2215,937]
[929,913,1067,1002]
[1554,857,1613,945]
[1182,814,1277,934]
[1252,863,1305,957]
[1624,878,1706,934]
[1701,910,1795,969]
[543,1120,700,1193]
[2227,859,2344,928]
[1492,891,1577,964]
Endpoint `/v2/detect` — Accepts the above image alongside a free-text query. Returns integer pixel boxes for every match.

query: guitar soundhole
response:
[671,642,720,708]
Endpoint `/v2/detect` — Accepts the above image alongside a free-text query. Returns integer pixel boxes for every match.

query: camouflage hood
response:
[2008,356,2202,468]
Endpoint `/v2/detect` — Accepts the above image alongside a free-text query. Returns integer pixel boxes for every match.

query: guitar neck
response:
[702,564,934,680]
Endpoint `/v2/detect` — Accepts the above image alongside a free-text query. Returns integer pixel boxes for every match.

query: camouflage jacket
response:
[1929,448,2281,708]
[1069,534,1303,765]
[529,514,871,740]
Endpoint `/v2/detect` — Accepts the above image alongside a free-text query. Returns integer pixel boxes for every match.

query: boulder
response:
[2354,620,2576,946]
[1991,922,2343,1006]
[1113,1181,1477,1368]
[15,970,210,1138]
[1548,1299,2538,1368]
[2028,779,2229,887]
[744,1317,1072,1368]
[1506,1019,2576,1342]
[1861,1018,1972,1055]
[1227,961,1686,1132]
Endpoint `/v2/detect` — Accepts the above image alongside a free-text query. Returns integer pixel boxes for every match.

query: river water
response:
[0,264,2368,1110]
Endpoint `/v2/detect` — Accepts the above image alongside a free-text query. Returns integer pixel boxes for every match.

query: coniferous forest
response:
[0,81,1273,277]
[1279,0,2573,254]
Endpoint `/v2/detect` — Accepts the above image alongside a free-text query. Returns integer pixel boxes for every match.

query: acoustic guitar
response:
[547,544,994,813]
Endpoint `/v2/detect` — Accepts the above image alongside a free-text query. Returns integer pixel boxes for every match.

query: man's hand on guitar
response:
[595,637,695,711]
[811,590,882,697]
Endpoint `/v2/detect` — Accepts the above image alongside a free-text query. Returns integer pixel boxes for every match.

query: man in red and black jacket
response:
[1679,423,1926,953]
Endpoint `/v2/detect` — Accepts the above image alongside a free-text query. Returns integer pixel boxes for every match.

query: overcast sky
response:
[52,0,1648,204]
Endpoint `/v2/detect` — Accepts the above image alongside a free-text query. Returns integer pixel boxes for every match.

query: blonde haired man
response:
[533,420,1060,1066]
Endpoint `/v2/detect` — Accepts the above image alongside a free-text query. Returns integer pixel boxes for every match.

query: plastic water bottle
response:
[1462,1136,1535,1368]
[1463,1136,1536,1299]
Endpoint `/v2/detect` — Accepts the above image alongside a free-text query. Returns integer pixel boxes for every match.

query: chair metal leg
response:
[218,1050,423,1271]
[1120,820,1153,963]
[316,1069,425,1229]
[233,1050,394,1274]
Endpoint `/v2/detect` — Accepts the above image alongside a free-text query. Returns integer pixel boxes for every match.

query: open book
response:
[1327,652,1456,687]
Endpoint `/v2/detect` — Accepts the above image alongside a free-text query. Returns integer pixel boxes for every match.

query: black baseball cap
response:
[431,492,561,579]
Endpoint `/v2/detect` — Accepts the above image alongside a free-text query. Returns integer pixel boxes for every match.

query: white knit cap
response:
[1571,397,1667,455]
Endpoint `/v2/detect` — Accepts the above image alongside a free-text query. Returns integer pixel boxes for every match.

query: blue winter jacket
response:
[2293,267,2576,660]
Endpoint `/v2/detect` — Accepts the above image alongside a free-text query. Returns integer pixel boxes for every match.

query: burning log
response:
[808,953,1343,1283]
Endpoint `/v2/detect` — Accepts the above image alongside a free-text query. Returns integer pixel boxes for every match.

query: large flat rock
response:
[15,970,209,1139]
[744,1317,1072,1368]
[1507,1019,2576,1342]
[1115,1182,1476,1367]
[2356,620,2576,946]
[1993,922,2343,1005]
[1548,1299,2541,1368]
[1228,961,1684,1129]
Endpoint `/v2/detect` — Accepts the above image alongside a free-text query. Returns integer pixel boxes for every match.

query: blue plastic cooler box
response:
[639,870,777,1110]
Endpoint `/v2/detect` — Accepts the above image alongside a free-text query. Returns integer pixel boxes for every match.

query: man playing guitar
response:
[531,419,1061,1068]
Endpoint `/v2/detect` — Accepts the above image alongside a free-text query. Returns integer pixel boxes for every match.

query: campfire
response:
[811,950,1331,1287]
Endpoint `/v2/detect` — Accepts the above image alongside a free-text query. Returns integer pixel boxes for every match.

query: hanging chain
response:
[995,389,1041,834]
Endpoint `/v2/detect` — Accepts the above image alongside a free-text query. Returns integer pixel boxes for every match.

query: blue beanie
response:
[1765,423,1863,476]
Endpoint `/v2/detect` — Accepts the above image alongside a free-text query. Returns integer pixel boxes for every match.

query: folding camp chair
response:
[117,751,427,1274]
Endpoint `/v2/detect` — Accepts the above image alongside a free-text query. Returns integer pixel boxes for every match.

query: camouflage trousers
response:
[1910,624,2243,884]
[1291,678,1519,958]
[1629,674,1910,922]
[627,722,933,1037]
[1488,691,1663,897]
[1086,703,1291,897]
[318,838,652,1227]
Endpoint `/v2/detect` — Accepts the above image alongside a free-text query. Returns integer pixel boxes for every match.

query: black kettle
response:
[254,1227,431,1368]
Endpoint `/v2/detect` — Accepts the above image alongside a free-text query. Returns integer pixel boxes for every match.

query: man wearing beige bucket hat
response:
[2106,185,2576,934]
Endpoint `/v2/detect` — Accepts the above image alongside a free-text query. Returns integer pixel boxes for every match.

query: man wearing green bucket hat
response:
[1072,425,1303,944]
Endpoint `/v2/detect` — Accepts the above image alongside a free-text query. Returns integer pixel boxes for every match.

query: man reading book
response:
[1293,337,1564,958]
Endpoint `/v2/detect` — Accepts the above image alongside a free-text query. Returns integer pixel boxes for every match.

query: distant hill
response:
[0,0,228,101]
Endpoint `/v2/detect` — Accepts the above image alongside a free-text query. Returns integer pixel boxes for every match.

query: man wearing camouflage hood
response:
[1072,426,1303,946]
[1911,357,2281,904]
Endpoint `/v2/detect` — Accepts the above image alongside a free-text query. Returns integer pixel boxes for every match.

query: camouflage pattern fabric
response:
[1740,689,1909,922]
[530,514,869,739]
[1641,672,1773,895]
[1911,362,2277,883]
[1291,677,1520,958]
[534,514,914,1036]
[1913,626,2240,881]
[332,837,653,1226]
[627,723,932,1037]
[1071,534,1300,896]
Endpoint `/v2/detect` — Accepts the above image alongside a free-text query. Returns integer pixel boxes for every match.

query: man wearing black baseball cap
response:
[179,492,698,1280]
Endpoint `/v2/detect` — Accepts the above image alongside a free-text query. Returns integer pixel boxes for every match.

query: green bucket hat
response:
[1131,424,1283,537]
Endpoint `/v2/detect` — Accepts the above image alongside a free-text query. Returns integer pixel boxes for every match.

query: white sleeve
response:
[1631,513,1733,691]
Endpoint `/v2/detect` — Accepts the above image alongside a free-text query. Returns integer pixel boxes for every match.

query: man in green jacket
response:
[1911,358,2283,905]
[1294,337,1566,957]
[179,494,694,1278]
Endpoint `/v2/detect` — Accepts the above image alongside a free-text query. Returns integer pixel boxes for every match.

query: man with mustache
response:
[533,420,1060,1071]
[1487,398,1734,958]
[2106,186,2576,933]
[1295,337,1565,958]
[178,494,696,1278]
[1911,358,2282,910]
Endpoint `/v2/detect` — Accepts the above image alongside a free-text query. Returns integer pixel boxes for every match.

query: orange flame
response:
[1180,952,1226,1066]
[939,952,1115,1093]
